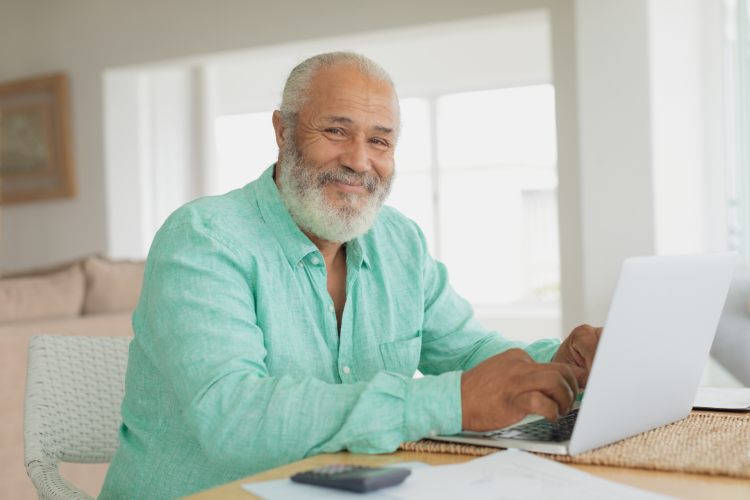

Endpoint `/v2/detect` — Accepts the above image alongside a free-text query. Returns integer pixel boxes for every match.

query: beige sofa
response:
[0,256,143,499]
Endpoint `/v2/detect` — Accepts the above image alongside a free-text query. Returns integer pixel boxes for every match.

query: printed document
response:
[242,451,670,499]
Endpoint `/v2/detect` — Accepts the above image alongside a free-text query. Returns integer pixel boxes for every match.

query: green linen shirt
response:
[100,165,560,499]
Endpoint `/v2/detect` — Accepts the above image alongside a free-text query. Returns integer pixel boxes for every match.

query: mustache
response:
[317,168,379,194]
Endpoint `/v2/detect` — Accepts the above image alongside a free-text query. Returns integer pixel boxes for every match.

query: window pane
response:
[214,111,276,194]
[395,98,431,172]
[386,171,435,253]
[437,85,557,169]
[522,189,561,301]
[438,168,559,306]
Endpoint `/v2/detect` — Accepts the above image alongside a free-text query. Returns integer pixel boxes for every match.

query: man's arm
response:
[407,226,591,430]
[414,228,560,376]
[132,221,462,473]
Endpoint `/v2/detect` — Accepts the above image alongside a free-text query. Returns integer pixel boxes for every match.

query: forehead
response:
[302,63,399,130]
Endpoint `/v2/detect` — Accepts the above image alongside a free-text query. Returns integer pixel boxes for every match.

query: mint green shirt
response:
[100,165,560,499]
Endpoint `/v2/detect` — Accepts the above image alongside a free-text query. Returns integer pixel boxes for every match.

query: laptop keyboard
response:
[484,408,579,443]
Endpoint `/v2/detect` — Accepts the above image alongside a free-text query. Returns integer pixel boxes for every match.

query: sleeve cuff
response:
[403,371,462,440]
[524,338,561,363]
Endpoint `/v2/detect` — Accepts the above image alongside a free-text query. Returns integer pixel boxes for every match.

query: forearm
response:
[183,369,463,470]
[456,334,561,371]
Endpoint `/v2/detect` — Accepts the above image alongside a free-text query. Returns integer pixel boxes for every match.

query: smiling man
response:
[100,52,600,499]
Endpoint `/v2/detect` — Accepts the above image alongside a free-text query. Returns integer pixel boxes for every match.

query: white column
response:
[104,67,201,259]
[574,0,657,323]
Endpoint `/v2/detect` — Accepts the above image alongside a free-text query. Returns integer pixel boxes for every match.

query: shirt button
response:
[310,256,320,265]
[342,366,351,375]
[297,261,303,268]
[328,304,335,313]
[429,429,438,438]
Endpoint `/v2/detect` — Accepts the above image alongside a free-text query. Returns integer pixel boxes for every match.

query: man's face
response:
[274,63,399,242]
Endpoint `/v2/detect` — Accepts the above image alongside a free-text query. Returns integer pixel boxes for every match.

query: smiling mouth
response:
[331,181,368,194]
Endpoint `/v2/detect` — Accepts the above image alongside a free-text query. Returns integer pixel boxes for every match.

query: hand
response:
[460,348,585,431]
[552,324,603,387]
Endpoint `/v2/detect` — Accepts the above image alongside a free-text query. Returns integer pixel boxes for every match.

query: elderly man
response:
[101,52,600,499]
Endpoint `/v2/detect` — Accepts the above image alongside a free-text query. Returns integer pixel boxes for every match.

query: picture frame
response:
[0,73,75,204]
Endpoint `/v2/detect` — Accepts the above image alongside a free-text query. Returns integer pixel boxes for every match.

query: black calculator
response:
[290,464,411,493]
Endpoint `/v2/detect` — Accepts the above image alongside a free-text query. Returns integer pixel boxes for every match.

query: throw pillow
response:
[0,263,86,323]
[83,256,145,315]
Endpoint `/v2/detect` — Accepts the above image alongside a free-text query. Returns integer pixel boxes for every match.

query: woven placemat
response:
[399,411,750,478]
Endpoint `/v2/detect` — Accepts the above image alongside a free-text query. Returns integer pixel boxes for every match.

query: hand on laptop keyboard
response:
[552,324,603,387]
[461,348,584,432]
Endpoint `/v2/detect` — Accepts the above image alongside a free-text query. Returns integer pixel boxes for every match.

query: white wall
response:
[571,0,727,324]
[574,0,657,323]
[650,0,728,258]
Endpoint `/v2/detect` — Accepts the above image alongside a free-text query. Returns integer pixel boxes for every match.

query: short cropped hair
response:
[279,52,398,128]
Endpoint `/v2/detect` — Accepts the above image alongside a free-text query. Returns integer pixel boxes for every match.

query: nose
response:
[340,136,371,173]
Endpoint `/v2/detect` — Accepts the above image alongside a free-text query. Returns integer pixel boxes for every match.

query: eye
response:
[369,137,391,150]
[324,127,346,137]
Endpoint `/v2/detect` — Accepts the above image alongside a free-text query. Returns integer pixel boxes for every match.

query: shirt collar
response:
[252,164,371,270]
[345,237,370,270]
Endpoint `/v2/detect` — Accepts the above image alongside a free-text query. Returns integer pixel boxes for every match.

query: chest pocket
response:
[379,333,422,377]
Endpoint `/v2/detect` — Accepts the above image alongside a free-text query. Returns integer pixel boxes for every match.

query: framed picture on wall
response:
[0,73,75,204]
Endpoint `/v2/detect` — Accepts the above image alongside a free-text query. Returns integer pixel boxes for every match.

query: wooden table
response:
[187,450,750,499]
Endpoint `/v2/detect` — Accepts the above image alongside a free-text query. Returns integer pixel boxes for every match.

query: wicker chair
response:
[24,336,131,500]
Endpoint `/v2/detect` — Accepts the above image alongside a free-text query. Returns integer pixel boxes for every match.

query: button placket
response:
[298,252,338,355]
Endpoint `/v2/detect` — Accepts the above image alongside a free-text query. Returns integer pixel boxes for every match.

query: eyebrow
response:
[323,115,394,135]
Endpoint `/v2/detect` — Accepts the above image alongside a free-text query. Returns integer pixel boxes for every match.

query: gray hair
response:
[279,52,398,128]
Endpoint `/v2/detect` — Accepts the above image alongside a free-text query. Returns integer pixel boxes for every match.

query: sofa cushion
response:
[83,256,145,315]
[0,263,85,324]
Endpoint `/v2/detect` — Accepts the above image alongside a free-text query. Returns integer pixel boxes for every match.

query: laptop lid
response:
[568,253,738,454]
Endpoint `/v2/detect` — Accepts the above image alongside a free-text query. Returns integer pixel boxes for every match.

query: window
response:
[435,86,558,307]
[214,112,275,192]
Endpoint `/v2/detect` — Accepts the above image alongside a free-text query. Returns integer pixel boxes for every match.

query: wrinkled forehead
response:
[303,63,400,133]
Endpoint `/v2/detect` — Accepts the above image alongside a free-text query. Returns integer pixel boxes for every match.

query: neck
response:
[304,230,345,267]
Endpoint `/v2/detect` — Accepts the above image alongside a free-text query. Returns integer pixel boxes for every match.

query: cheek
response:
[298,135,336,161]
[373,157,395,180]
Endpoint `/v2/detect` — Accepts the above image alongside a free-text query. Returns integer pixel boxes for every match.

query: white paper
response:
[388,451,670,500]
[693,387,750,410]
[242,452,670,500]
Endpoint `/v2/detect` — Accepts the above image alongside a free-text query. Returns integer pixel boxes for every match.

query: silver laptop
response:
[434,253,738,455]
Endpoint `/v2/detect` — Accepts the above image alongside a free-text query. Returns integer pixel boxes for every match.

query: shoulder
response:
[152,185,264,256]
[365,205,430,259]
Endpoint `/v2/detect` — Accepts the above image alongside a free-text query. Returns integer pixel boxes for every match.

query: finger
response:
[498,348,535,362]
[521,369,576,417]
[514,391,561,422]
[556,361,588,388]
[572,338,595,371]
[549,363,581,396]
[568,341,588,368]
[518,363,582,396]
[572,327,600,370]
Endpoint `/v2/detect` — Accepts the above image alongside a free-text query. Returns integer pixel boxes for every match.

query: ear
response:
[272,111,286,149]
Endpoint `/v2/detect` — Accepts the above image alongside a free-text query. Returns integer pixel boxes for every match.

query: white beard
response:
[276,139,393,243]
